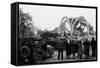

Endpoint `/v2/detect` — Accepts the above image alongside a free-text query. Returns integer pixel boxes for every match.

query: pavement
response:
[41,50,96,63]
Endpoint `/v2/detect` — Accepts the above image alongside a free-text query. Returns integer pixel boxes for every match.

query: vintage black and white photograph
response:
[18,3,97,65]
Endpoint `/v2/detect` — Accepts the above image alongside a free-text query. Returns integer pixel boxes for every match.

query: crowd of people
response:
[57,37,97,60]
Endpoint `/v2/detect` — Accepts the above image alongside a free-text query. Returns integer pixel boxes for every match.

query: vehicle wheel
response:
[34,54,42,63]
[20,45,31,58]
[50,49,54,56]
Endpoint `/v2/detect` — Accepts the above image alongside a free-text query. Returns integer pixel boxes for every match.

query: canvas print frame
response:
[11,2,98,66]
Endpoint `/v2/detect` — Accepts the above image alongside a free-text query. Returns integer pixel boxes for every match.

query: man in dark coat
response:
[57,38,65,60]
[74,40,78,56]
[65,39,71,58]
[83,39,90,59]
[77,40,83,59]
[91,37,97,58]
[71,40,76,58]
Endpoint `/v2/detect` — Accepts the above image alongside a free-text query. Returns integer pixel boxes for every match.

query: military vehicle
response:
[19,37,54,64]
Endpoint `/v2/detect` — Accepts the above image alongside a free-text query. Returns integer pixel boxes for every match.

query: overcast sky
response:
[19,4,96,31]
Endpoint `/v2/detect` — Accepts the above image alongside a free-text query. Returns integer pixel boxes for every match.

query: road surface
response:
[41,50,96,63]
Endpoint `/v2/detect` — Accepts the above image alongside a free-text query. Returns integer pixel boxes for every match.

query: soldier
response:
[91,37,97,58]
[83,38,90,59]
[57,38,65,60]
[65,39,71,58]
